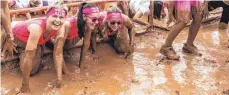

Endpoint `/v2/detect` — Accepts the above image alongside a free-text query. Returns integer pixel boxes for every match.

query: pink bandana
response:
[107,12,123,21]
[82,7,100,15]
[46,8,67,17]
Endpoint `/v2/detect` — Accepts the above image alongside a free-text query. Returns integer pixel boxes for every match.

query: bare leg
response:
[132,11,149,25]
[183,7,202,56]
[186,7,201,46]
[160,19,187,60]
[163,22,187,47]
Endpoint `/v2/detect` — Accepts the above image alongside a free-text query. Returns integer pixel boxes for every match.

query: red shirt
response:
[13,18,58,45]
[66,17,78,40]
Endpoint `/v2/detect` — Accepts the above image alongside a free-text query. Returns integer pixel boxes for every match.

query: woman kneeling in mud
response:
[10,2,68,93]
[59,2,100,68]
[100,6,135,57]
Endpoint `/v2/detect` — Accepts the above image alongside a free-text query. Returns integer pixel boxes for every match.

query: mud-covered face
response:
[108,18,122,31]
[84,12,100,30]
[46,9,66,31]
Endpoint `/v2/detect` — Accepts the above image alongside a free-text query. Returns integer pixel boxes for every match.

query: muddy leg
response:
[160,18,187,60]
[163,22,186,47]
[182,7,202,55]
[186,7,201,46]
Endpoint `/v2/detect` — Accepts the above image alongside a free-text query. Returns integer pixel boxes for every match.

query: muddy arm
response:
[123,14,135,46]
[79,30,92,68]
[90,30,97,54]
[53,22,69,87]
[1,1,16,57]
[20,24,42,93]
[1,1,14,40]
[53,37,65,88]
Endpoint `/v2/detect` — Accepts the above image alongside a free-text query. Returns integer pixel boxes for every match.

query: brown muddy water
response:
[2,20,229,95]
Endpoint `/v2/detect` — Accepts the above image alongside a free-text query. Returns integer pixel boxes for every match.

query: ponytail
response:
[77,2,87,38]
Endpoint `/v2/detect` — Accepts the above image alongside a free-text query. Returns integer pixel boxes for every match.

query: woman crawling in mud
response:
[99,6,135,57]
[7,2,68,93]
[160,1,206,60]
[57,2,100,68]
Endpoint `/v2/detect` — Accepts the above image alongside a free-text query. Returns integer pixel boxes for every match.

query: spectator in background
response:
[9,0,32,20]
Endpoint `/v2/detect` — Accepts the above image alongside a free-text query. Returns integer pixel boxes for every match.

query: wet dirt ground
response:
[1,2,229,94]
[1,19,229,95]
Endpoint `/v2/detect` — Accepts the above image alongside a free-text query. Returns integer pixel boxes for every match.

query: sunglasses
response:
[110,21,122,25]
[86,16,100,22]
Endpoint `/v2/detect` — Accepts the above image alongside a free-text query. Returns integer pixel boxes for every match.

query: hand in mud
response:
[1,38,17,59]
[166,14,175,27]
[125,44,134,58]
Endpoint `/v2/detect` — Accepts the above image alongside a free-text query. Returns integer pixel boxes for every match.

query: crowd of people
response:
[1,0,229,93]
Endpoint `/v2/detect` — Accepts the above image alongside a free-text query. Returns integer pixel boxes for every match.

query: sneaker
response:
[160,46,180,60]
[182,43,202,56]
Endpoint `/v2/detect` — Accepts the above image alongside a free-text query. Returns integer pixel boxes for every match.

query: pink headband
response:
[82,7,100,15]
[107,12,122,21]
[46,8,67,17]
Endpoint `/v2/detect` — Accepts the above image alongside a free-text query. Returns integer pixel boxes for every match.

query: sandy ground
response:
[1,2,229,95]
